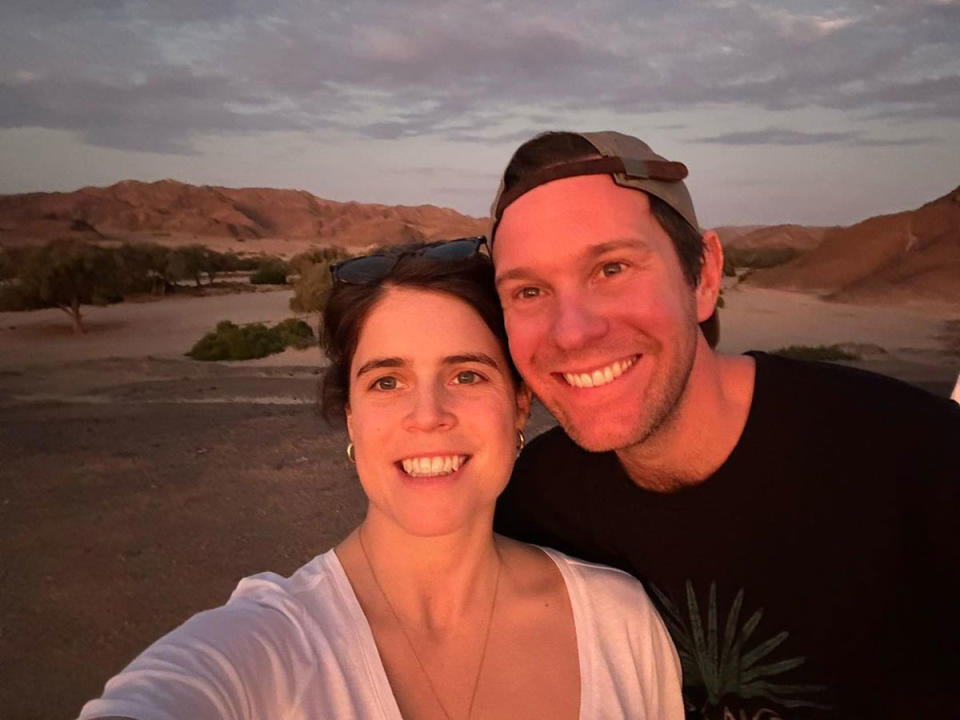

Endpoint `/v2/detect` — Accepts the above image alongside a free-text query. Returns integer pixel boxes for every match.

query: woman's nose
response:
[403,384,457,432]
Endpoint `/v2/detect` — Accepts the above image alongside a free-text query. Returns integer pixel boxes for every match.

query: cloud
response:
[694,126,938,146]
[1,0,957,153]
[695,128,859,145]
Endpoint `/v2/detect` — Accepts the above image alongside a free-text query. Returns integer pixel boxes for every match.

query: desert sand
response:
[1,285,958,719]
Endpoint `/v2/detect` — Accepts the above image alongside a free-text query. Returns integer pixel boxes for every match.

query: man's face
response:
[493,174,703,452]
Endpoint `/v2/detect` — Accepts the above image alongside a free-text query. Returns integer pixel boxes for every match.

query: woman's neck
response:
[339,514,502,632]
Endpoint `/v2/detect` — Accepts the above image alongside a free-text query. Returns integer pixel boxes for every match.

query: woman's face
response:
[346,286,530,537]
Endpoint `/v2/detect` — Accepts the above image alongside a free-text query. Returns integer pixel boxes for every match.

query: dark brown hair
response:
[320,245,520,424]
[498,131,718,346]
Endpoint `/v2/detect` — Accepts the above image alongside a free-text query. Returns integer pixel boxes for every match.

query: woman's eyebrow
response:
[355,356,405,378]
[443,353,501,370]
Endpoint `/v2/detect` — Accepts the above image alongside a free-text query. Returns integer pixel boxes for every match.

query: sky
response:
[1,0,958,227]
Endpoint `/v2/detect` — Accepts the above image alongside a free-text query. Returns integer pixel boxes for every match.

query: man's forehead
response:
[491,176,658,267]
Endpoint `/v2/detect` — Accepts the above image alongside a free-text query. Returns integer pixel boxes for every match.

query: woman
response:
[80,238,682,720]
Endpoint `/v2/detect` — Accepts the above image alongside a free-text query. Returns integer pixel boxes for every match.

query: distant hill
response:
[743,186,960,304]
[0,179,487,251]
[716,224,833,253]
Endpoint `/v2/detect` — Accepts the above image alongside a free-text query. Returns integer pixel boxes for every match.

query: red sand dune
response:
[743,186,960,304]
[0,179,486,249]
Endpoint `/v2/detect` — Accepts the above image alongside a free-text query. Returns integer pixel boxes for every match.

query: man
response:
[490,131,959,718]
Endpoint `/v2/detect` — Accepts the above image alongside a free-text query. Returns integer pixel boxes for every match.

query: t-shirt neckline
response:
[325,545,589,720]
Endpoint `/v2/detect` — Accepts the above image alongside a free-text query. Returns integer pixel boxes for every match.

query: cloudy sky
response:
[1,0,958,226]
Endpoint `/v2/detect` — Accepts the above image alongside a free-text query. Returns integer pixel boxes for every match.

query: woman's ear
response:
[345,404,354,442]
[515,382,532,430]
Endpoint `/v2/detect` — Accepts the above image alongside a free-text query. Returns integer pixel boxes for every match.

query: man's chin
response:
[553,411,648,453]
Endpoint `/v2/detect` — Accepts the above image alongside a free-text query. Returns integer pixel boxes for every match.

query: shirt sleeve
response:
[77,600,301,720]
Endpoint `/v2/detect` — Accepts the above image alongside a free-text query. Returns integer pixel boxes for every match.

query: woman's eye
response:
[372,376,398,391]
[601,261,626,277]
[454,370,482,385]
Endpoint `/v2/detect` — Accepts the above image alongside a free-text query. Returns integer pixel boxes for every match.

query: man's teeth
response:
[400,455,467,477]
[563,356,637,388]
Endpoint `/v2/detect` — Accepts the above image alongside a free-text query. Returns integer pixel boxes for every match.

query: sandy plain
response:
[1,285,958,719]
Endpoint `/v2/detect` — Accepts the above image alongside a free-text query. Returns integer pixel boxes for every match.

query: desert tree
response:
[166,244,210,288]
[7,239,120,334]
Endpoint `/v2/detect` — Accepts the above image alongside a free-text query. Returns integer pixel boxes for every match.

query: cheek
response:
[504,313,545,367]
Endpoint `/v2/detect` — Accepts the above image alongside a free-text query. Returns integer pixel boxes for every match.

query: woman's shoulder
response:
[537,545,655,605]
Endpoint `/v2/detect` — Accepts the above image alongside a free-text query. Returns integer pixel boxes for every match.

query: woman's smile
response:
[398,454,471,478]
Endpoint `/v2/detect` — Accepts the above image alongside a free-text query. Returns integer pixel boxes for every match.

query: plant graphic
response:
[649,581,829,715]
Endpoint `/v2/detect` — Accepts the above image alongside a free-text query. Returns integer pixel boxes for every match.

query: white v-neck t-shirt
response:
[79,547,683,719]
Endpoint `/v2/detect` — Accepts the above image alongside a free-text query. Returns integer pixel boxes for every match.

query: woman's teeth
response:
[563,356,637,388]
[400,455,467,477]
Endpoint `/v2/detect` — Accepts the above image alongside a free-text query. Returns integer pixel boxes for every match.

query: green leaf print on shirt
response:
[649,581,830,715]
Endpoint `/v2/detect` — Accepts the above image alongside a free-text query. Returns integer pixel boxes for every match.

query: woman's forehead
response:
[353,286,504,364]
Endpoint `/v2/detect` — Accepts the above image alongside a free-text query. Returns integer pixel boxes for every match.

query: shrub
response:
[187,318,315,361]
[289,262,334,313]
[274,318,315,349]
[724,246,800,271]
[771,344,859,362]
[288,246,350,277]
[250,258,288,285]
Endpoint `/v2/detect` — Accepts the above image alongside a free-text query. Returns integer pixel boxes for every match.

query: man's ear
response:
[696,230,723,323]
[515,382,533,430]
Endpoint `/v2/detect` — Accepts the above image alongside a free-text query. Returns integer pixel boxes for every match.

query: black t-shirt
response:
[495,352,960,718]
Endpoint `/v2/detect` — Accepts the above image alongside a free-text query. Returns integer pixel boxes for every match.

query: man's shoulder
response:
[752,350,960,421]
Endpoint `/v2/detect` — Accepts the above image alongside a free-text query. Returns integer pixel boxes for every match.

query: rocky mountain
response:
[743,186,960,304]
[0,179,487,250]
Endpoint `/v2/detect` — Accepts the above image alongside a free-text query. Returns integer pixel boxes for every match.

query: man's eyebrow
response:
[443,353,502,370]
[495,267,538,287]
[355,357,405,378]
[495,239,652,287]
[586,238,653,258]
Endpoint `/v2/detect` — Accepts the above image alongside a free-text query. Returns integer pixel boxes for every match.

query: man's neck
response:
[616,344,756,492]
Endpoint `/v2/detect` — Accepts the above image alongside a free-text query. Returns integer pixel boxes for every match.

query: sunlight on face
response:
[346,286,528,537]
[493,175,700,451]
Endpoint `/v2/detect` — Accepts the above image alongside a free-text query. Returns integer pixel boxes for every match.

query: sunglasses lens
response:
[332,237,486,284]
[422,237,483,260]
[334,254,398,284]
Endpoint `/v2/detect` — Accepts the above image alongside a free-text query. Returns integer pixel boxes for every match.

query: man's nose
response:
[549,295,609,351]
[403,383,457,432]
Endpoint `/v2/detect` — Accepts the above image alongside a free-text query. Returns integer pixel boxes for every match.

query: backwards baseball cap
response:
[489,130,699,242]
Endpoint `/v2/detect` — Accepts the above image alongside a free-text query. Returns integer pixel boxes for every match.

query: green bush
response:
[274,318,316,349]
[250,258,288,285]
[771,344,859,362]
[724,246,800,271]
[187,318,314,361]
[289,262,333,313]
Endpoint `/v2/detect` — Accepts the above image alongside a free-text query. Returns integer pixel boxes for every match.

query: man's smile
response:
[557,354,639,388]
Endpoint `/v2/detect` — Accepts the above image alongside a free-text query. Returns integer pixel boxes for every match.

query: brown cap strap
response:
[494,156,688,219]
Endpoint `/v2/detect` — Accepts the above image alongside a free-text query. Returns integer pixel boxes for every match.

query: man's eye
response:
[601,262,625,277]
[372,377,398,391]
[518,287,540,299]
[454,370,482,385]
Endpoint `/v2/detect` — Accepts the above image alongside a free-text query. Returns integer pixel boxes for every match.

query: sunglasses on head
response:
[329,236,488,285]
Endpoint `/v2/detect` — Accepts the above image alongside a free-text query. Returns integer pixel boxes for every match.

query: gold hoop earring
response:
[346,442,356,463]
[516,430,525,453]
